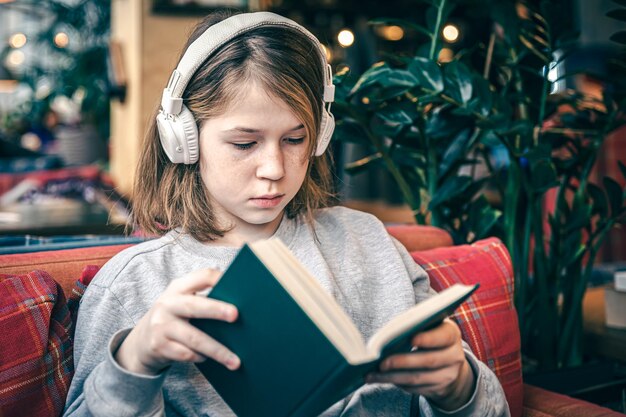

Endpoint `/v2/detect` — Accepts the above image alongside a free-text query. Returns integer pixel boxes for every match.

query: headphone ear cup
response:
[315,109,335,156]
[156,105,199,164]
[178,106,199,164]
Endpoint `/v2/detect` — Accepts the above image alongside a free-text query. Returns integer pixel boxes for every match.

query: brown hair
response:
[132,12,335,241]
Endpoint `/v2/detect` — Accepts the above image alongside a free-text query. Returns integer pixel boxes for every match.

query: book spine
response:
[289,361,374,417]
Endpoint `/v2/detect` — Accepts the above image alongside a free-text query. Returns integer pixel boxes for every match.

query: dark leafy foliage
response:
[332,0,626,370]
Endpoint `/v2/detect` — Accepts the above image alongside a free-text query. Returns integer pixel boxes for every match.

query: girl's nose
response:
[256,144,285,181]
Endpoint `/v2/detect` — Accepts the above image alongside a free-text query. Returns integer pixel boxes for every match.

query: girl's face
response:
[198,82,310,242]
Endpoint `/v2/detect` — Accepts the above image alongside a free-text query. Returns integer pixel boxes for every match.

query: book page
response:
[270,241,365,349]
[250,239,369,363]
[365,284,477,362]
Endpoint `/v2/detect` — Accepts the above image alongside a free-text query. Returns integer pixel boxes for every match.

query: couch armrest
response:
[386,224,453,252]
[0,244,132,296]
[523,384,623,417]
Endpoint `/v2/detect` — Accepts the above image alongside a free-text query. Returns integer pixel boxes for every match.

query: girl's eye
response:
[233,142,255,150]
[285,137,305,145]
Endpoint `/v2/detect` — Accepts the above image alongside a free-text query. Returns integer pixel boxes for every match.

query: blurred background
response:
[1,1,626,408]
[0,0,624,250]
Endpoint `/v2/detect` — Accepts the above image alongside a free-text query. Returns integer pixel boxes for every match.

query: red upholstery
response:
[386,224,454,251]
[523,385,623,417]
[0,244,134,297]
[410,238,523,417]
[0,266,100,417]
[0,271,73,417]
[0,224,622,417]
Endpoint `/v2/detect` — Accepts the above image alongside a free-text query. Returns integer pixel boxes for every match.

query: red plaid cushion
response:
[0,266,99,417]
[67,265,99,335]
[411,237,523,417]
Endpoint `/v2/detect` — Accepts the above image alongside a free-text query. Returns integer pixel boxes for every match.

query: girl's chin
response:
[240,210,284,227]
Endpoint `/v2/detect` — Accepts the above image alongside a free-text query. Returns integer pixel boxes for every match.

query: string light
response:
[442,24,460,43]
[337,29,354,47]
[438,48,454,63]
[6,50,25,67]
[9,33,27,48]
[321,44,332,63]
[54,32,69,48]
[378,25,404,41]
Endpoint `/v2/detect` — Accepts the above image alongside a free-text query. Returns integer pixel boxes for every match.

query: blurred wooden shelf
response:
[0,199,127,236]
[341,200,416,225]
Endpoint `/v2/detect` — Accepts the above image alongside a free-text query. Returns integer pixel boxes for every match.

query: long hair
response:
[132,12,334,241]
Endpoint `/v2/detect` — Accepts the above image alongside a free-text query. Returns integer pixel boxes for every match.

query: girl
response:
[64,11,509,417]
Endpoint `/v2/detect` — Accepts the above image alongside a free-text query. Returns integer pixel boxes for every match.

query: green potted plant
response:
[332,0,626,371]
[0,0,111,162]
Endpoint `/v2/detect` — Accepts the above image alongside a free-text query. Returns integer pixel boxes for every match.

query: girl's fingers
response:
[368,366,454,386]
[167,268,223,294]
[157,339,207,364]
[410,318,461,350]
[163,321,240,370]
[380,344,465,372]
[156,294,238,322]
[368,358,475,405]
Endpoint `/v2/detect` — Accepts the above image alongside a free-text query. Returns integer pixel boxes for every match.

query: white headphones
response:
[156,12,336,165]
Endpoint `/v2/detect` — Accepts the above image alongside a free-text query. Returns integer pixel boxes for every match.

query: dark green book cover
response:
[191,242,477,417]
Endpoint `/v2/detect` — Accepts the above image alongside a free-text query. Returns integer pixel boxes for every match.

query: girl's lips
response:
[249,194,284,208]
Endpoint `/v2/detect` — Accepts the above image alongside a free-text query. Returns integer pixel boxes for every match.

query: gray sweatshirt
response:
[64,206,510,417]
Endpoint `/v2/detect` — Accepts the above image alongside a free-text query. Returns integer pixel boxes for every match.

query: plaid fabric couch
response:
[0,225,622,417]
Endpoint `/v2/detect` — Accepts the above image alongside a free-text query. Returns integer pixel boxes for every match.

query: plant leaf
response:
[588,183,608,218]
[564,244,587,267]
[530,159,559,194]
[333,119,371,146]
[344,152,383,175]
[564,201,592,234]
[372,106,413,137]
[476,113,509,131]
[429,175,473,208]
[377,107,414,125]
[610,31,626,45]
[407,57,444,94]
[390,144,427,168]
[606,9,626,21]
[424,105,472,140]
[443,61,473,105]
[468,195,501,240]
[349,63,391,96]
[439,128,472,178]
[360,71,417,103]
[470,75,493,117]
[603,176,624,217]
[380,69,419,89]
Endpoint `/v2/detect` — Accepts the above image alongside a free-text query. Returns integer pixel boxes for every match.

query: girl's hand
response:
[366,318,475,411]
[115,269,240,376]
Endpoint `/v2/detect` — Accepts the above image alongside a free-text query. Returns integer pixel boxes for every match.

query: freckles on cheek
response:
[288,152,310,168]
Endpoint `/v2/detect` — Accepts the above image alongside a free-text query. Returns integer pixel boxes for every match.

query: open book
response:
[192,238,478,417]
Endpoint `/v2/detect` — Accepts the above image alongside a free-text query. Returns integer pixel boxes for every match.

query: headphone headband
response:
[157,12,335,164]
[161,12,334,115]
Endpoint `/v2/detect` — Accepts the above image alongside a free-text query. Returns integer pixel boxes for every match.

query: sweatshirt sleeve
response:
[391,238,511,417]
[63,282,167,417]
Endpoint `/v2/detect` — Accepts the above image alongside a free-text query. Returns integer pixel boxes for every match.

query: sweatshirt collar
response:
[167,214,298,264]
